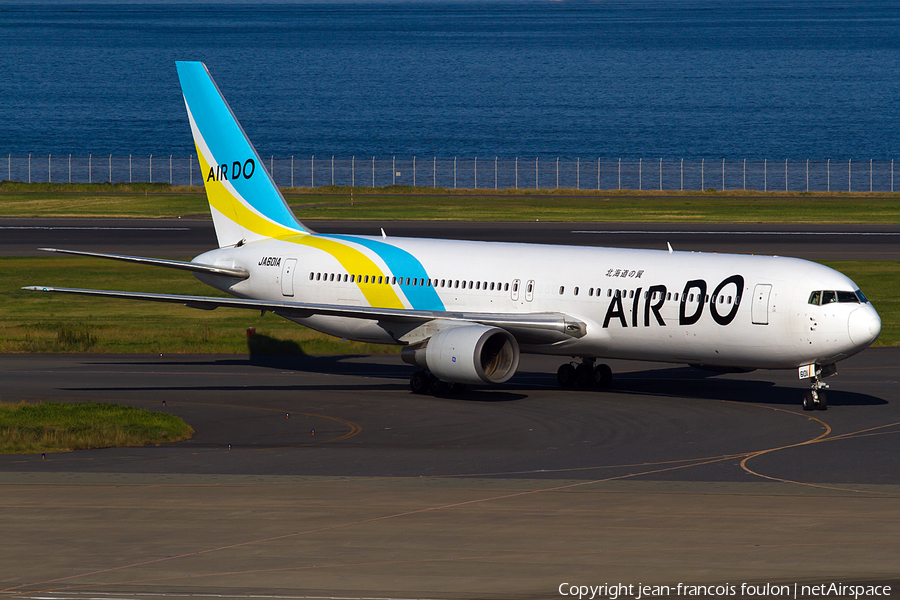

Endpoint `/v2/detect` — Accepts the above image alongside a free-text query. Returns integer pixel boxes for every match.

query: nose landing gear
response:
[802,363,835,411]
[557,358,612,390]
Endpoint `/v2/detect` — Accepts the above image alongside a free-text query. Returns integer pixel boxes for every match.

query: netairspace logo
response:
[557,582,892,599]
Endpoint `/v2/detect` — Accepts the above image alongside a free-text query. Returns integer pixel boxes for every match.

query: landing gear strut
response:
[557,358,612,390]
[802,364,835,411]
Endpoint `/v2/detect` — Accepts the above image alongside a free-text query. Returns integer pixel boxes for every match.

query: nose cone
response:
[848,305,881,347]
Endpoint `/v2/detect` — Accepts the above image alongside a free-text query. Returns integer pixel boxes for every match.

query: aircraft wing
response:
[22,286,586,344]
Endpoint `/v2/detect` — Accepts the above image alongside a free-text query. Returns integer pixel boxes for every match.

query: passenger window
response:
[574,287,579,296]
[559,286,564,295]
[822,291,837,304]
[309,272,314,280]
[504,283,509,292]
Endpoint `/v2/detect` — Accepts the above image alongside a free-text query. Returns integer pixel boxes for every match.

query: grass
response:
[2,182,900,223]
[2,257,898,351]
[0,401,193,454]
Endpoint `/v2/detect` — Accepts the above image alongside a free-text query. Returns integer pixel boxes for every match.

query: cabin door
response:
[281,258,297,297]
[751,284,772,325]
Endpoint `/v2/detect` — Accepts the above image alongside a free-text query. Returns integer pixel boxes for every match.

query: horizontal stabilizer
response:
[38,248,249,279]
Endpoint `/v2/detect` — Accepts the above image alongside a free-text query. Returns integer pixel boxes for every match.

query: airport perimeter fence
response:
[4,153,899,194]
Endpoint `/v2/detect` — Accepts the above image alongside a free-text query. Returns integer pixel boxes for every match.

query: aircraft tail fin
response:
[175,61,310,247]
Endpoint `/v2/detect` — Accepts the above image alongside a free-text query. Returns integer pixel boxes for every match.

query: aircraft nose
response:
[848,305,881,347]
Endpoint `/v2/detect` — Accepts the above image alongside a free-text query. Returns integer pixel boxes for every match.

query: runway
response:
[3,217,900,260]
[0,352,898,597]
[1,219,899,598]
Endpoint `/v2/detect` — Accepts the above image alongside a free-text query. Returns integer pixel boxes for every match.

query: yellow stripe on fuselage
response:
[195,150,404,309]
[285,234,405,309]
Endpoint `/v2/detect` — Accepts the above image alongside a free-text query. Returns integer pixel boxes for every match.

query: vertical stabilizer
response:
[175,61,309,247]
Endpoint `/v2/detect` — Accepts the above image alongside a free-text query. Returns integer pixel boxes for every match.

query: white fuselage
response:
[193,233,881,371]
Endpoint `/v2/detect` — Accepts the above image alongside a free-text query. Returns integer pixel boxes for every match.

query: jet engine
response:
[401,324,520,385]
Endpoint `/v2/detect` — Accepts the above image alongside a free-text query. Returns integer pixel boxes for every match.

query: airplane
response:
[25,61,882,411]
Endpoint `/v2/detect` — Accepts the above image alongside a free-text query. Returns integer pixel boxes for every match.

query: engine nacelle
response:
[401,325,520,385]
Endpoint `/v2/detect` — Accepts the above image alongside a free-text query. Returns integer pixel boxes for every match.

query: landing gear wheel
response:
[575,363,595,388]
[557,363,576,388]
[428,375,445,395]
[815,390,827,411]
[802,390,816,411]
[594,363,612,389]
[410,370,430,395]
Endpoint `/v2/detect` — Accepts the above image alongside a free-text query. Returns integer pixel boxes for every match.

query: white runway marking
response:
[572,230,900,235]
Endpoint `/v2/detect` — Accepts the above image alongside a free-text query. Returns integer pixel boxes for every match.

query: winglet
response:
[175,61,309,247]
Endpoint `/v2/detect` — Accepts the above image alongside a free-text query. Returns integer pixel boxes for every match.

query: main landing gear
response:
[409,370,466,396]
[802,363,836,411]
[557,358,612,390]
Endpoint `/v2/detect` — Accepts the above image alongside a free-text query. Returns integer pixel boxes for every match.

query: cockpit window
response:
[808,290,865,305]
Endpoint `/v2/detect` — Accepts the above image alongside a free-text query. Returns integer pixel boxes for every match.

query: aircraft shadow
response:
[77,354,885,407]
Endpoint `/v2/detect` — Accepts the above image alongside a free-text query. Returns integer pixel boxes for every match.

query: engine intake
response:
[401,325,520,385]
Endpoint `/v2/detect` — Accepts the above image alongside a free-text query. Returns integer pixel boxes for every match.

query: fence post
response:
[312,155,315,188]
[148,154,151,184]
[129,154,132,183]
[701,158,704,191]
[169,155,172,184]
[870,159,873,192]
[49,154,52,183]
[69,154,72,183]
[7,154,10,182]
[515,157,518,189]
[190,154,193,187]
[372,156,375,188]
[270,155,274,180]
[618,158,621,190]
[535,157,538,190]
[597,157,600,190]
[722,158,725,191]
[743,159,746,191]
[454,157,457,189]
[892,159,894,193]
[28,153,31,183]
[352,156,355,187]
[291,156,294,187]
[848,159,851,193]
[556,157,559,189]
[577,157,580,190]
[681,158,684,191]
[433,156,436,188]
[113,154,115,184]
[639,158,642,191]
[332,156,335,186]
[494,157,497,190]
[392,156,395,186]
[659,158,662,191]
[474,156,477,189]
[89,154,92,184]
[806,159,809,192]
[763,159,766,192]
[784,158,787,192]
[827,159,830,191]
[413,156,416,187]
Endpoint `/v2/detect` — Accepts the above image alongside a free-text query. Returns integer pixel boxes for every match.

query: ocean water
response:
[1,0,899,160]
